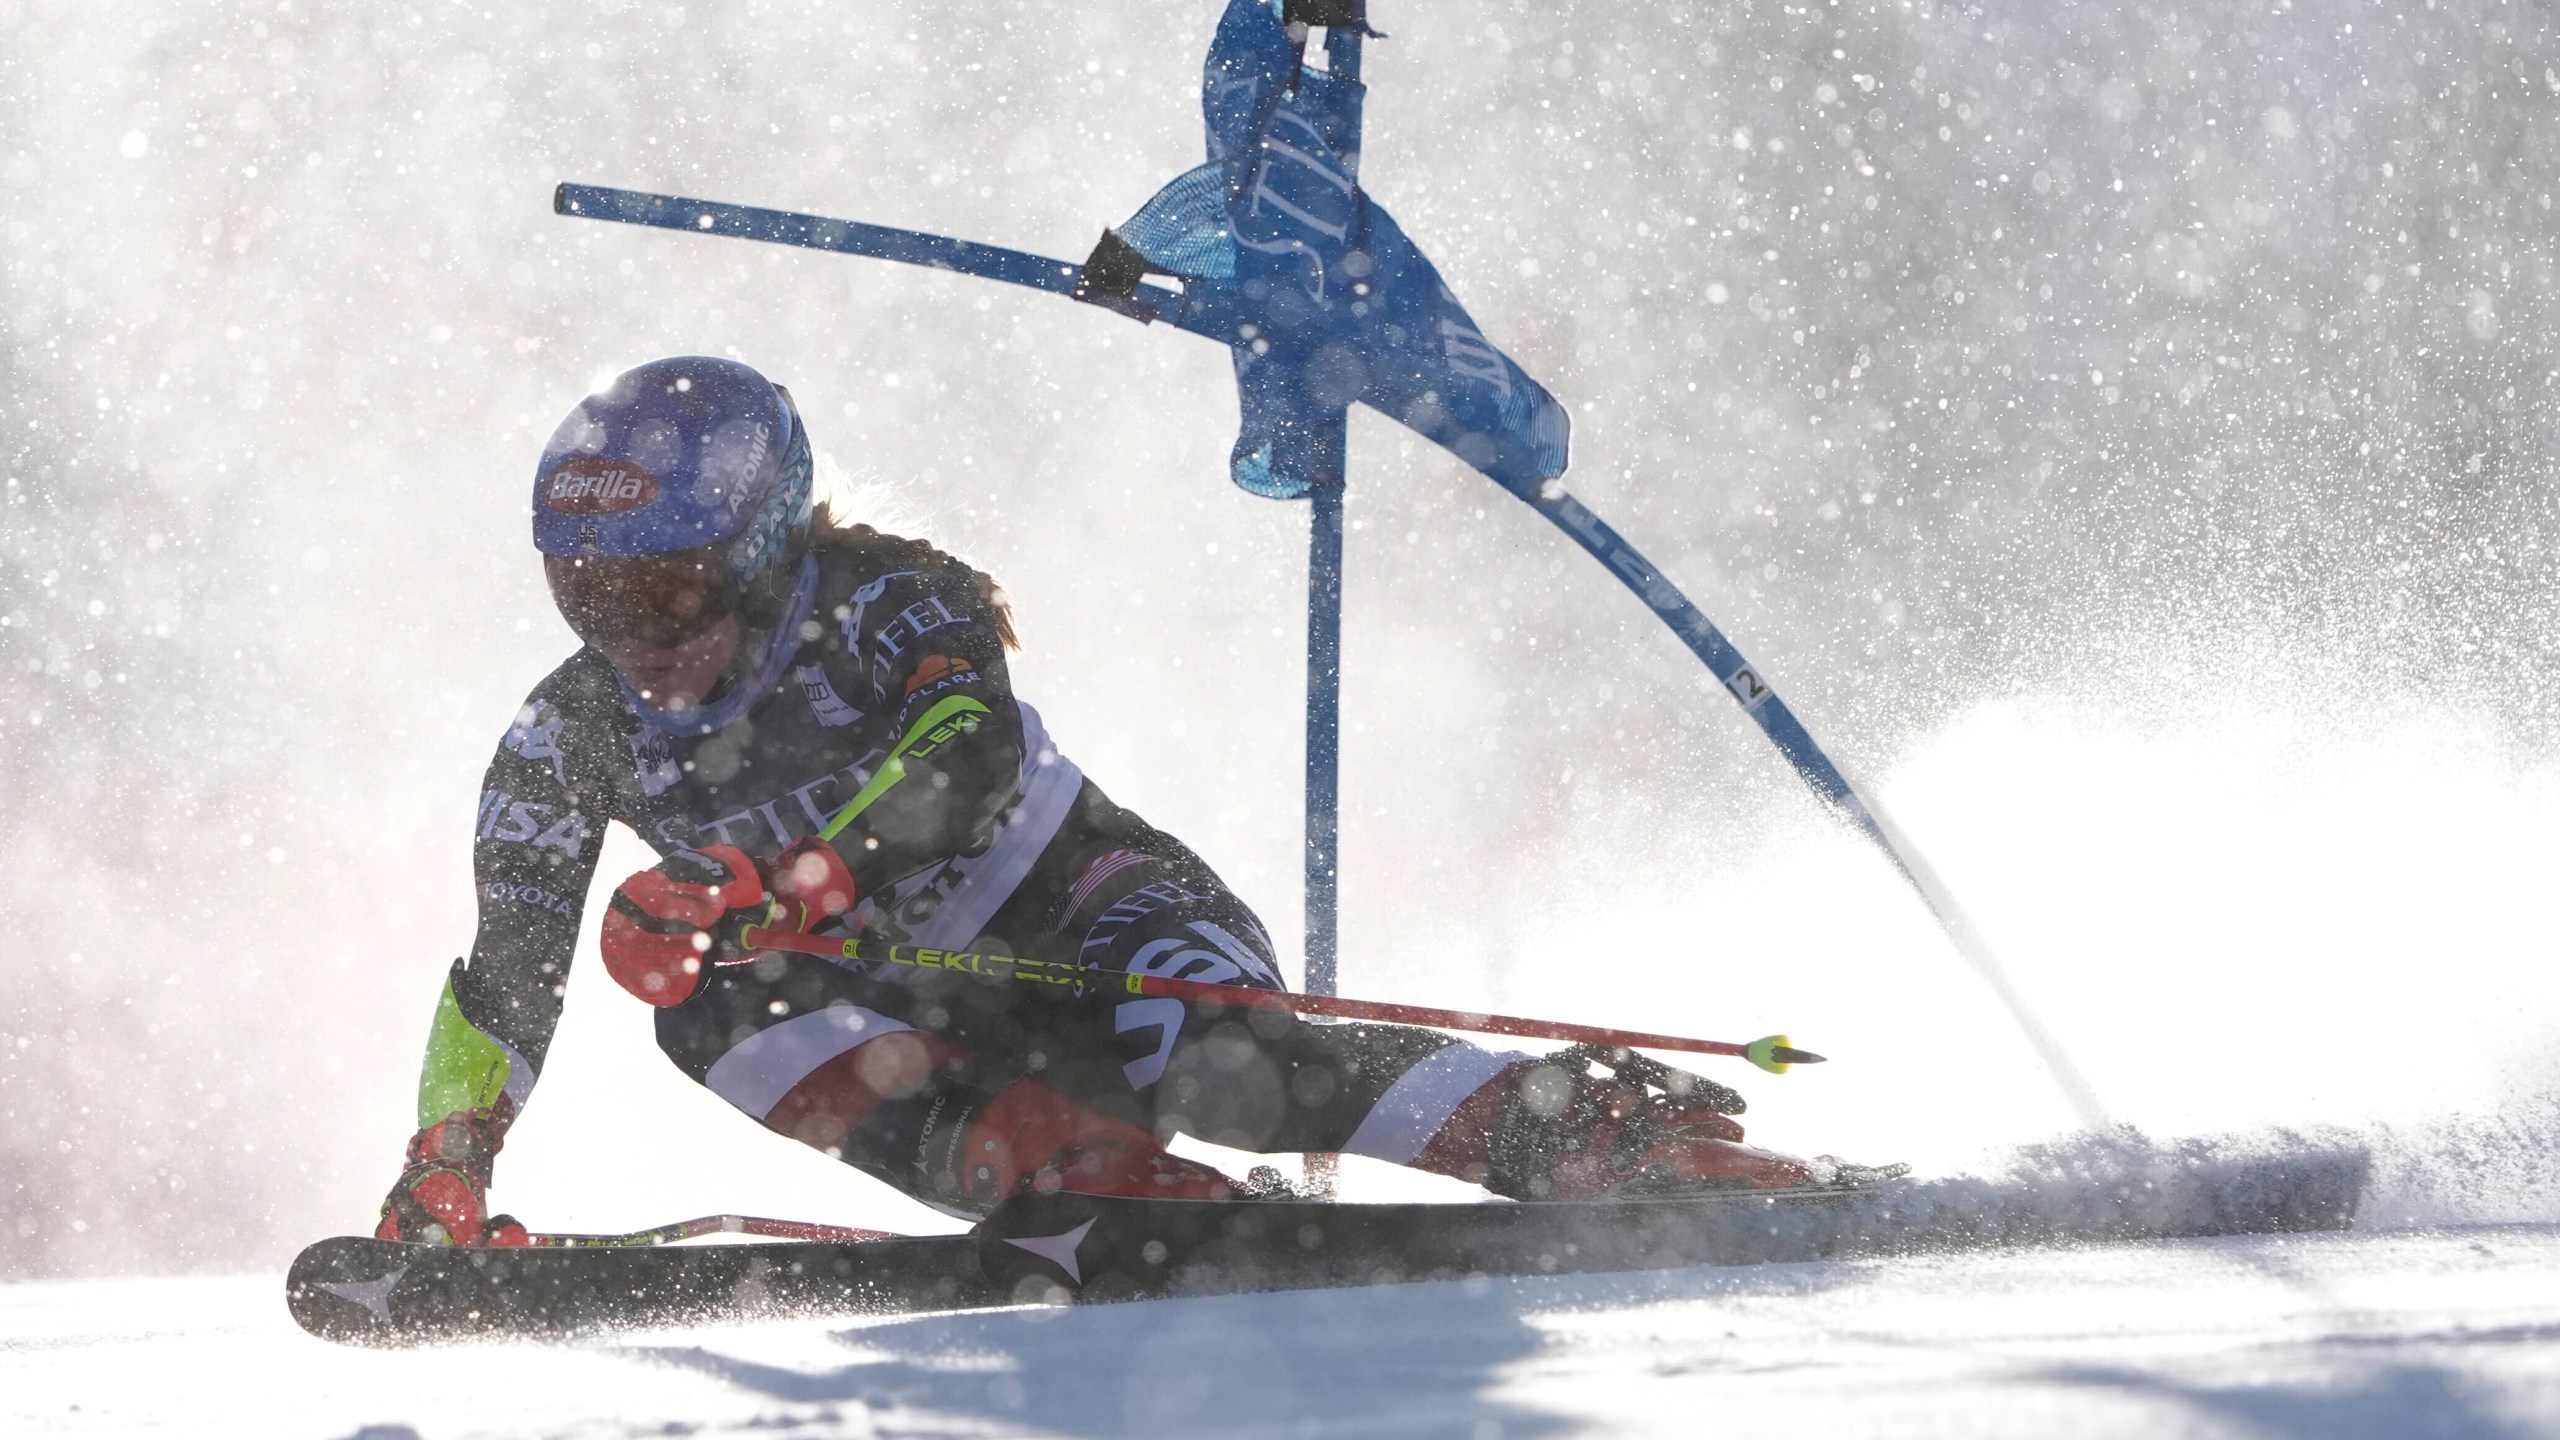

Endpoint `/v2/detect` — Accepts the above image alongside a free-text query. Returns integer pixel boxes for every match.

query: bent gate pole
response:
[552,183,2108,1128]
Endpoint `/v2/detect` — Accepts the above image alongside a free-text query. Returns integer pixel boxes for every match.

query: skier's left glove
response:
[600,840,860,1007]
[374,1105,530,1247]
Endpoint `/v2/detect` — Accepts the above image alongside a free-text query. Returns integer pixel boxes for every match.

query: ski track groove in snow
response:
[7,1224,2559,1438]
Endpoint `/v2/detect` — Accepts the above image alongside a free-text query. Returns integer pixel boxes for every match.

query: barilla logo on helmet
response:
[532,355,804,563]
[543,457,661,515]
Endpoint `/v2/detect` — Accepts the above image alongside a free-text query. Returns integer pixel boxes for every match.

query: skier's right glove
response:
[600,840,860,1007]
[374,1105,530,1247]
[599,844,769,1006]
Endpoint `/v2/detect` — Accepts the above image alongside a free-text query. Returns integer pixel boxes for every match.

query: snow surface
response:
[8,1224,2560,1438]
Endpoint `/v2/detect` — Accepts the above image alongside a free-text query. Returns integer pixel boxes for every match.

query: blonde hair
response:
[809,500,1018,651]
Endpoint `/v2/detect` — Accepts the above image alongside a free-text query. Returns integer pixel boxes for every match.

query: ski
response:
[286,1230,997,1344]
[974,1139,2369,1302]
[286,1139,2366,1344]
[974,1183,1903,1306]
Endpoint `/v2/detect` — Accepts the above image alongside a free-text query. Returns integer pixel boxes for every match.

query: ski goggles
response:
[543,547,736,652]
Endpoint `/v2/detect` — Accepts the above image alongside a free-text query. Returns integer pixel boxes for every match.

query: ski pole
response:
[523,1214,894,1249]
[734,927,1824,1073]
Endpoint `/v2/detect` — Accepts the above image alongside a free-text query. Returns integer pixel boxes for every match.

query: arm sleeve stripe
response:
[816,694,995,842]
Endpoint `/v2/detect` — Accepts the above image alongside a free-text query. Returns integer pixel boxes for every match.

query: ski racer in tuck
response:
[377,355,1892,1247]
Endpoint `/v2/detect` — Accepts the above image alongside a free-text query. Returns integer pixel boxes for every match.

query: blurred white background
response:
[3,0,2553,1276]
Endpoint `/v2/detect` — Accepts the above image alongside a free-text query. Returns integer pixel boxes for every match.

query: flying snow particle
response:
[119,130,148,159]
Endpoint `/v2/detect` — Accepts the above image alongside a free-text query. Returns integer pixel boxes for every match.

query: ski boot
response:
[1417,1043,1908,1200]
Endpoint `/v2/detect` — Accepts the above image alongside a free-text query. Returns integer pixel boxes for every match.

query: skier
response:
[376,356,1888,1247]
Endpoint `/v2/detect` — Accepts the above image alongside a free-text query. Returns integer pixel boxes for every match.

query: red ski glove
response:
[769,836,860,933]
[601,844,766,1006]
[600,840,859,1007]
[375,1105,530,1247]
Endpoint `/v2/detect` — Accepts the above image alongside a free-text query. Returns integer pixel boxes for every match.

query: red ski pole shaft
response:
[735,927,1824,1071]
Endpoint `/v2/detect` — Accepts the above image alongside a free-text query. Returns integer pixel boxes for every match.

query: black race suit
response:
[427,530,1520,1216]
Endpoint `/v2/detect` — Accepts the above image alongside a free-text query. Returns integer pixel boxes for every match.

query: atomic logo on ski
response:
[1001,1217,1096,1284]
[316,1265,408,1323]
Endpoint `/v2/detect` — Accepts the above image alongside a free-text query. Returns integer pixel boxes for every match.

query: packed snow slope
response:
[9,1223,2560,1438]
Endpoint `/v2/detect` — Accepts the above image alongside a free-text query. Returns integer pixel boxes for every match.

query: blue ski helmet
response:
[532,356,813,593]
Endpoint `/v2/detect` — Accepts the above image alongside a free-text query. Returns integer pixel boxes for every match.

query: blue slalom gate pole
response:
[1298,21,1364,1196]
[1302,20,1362,1005]
[549,177,2107,1126]
[1303,434,1346,1000]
